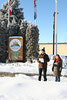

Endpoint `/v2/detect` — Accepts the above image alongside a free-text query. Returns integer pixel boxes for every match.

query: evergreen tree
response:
[20,20,28,62]
[26,23,39,62]
[2,0,24,25]
[0,20,7,62]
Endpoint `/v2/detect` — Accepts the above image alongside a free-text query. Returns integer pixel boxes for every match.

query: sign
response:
[8,36,23,61]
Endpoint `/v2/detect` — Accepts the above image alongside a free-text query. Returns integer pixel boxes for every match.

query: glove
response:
[59,67,62,71]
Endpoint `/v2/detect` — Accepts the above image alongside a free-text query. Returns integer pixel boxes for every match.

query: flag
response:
[9,0,12,16]
[34,0,37,20]
[34,0,36,5]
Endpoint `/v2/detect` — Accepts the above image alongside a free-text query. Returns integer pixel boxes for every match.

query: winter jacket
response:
[52,59,62,76]
[37,53,50,68]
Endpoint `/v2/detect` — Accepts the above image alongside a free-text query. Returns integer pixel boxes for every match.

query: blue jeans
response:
[55,76,60,82]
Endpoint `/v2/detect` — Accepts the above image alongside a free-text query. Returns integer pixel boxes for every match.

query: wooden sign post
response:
[8,36,23,61]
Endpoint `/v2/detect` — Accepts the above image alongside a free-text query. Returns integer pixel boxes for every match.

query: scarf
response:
[55,58,60,62]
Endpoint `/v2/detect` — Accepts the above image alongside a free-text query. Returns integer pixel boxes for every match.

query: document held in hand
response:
[39,58,44,63]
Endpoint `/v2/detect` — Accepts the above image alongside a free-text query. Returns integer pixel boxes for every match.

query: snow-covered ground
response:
[0,75,67,100]
[0,55,67,100]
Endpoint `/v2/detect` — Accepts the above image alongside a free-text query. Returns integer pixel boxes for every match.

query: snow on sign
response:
[8,36,23,61]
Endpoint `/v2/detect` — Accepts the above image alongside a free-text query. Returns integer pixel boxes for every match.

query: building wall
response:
[39,43,67,55]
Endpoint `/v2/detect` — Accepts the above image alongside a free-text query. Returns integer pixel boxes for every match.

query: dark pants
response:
[38,68,47,81]
[55,76,60,82]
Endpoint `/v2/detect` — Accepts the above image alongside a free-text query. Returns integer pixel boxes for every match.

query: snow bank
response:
[0,55,67,75]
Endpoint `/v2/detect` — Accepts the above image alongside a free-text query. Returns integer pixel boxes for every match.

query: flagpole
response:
[55,0,58,55]
[34,0,37,26]
[35,19,37,26]
[34,5,37,26]
[53,12,55,55]
[8,0,9,26]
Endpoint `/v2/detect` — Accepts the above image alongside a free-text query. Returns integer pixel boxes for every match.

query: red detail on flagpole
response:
[9,9,12,16]
[9,0,12,16]
[34,0,36,5]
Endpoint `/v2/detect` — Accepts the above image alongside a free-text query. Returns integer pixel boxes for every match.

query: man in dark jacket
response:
[37,48,50,81]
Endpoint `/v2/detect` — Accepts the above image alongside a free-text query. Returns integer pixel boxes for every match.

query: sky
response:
[0,0,67,43]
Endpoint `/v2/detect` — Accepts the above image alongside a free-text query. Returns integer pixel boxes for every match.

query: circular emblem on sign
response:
[10,39,21,51]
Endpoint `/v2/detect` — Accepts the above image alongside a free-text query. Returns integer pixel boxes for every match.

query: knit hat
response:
[42,48,45,52]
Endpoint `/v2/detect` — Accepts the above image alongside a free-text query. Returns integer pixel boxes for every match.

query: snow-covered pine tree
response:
[20,20,28,62]
[2,0,24,26]
[11,0,24,24]
[0,20,7,62]
[26,23,39,62]
[0,0,24,39]
[0,0,24,62]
